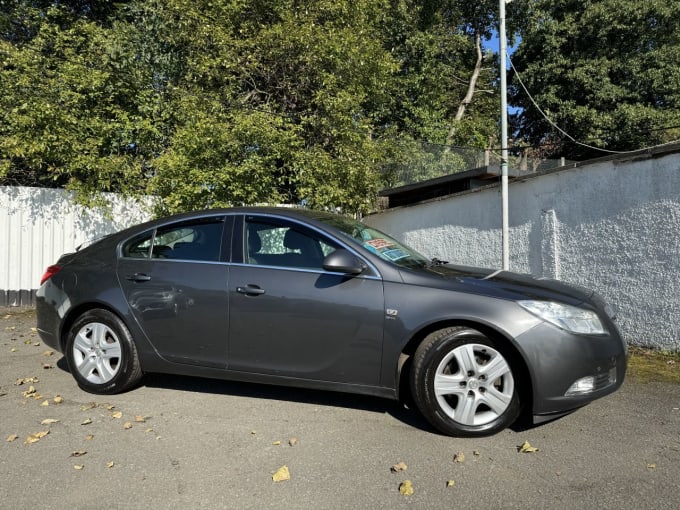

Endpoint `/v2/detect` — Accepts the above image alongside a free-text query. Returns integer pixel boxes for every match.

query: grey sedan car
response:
[36,207,626,437]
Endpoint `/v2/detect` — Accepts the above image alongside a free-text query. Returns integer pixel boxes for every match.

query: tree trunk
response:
[447,32,483,146]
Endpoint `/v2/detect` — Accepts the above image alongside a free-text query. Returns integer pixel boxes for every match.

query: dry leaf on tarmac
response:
[53,396,64,404]
[447,480,456,488]
[272,440,281,446]
[106,462,115,468]
[123,422,133,430]
[391,461,408,473]
[40,401,49,407]
[81,403,97,411]
[647,463,656,469]
[518,440,539,453]
[70,451,87,457]
[43,350,54,357]
[81,418,93,425]
[24,431,49,444]
[134,416,146,423]
[106,405,116,410]
[288,437,297,447]
[41,418,59,425]
[22,386,36,397]
[6,434,18,443]
[85,435,94,441]
[42,364,53,370]
[111,411,123,419]
[74,465,84,470]
[399,480,414,496]
[15,377,39,385]
[453,452,465,463]
[272,465,290,482]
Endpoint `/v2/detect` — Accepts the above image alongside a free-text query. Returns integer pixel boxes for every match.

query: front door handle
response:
[236,285,265,296]
[126,273,151,282]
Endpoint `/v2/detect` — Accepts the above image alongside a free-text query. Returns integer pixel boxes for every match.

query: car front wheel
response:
[411,327,521,437]
[65,309,142,394]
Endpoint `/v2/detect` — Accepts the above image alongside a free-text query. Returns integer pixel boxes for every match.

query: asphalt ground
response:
[1,308,679,510]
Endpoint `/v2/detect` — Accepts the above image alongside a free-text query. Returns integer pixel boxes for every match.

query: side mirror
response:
[322,249,366,275]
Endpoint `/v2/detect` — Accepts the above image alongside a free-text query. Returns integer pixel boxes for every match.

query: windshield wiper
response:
[429,257,449,266]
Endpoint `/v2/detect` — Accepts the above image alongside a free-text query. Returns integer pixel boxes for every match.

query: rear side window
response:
[122,217,225,262]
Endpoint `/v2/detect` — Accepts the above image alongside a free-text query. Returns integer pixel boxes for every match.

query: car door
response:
[117,215,232,368]
[227,214,385,386]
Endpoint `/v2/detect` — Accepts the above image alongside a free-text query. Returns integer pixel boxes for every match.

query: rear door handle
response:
[236,285,265,296]
[126,273,151,282]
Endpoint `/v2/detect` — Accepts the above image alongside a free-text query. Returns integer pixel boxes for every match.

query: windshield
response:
[318,215,431,270]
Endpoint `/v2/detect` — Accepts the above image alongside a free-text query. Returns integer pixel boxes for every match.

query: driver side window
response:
[245,218,338,269]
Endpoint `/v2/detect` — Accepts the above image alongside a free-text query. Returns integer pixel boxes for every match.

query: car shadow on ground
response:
[55,356,552,436]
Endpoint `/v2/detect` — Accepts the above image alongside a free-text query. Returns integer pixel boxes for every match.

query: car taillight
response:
[40,265,62,285]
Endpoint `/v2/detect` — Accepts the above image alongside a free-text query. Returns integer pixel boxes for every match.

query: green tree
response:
[509,0,680,160]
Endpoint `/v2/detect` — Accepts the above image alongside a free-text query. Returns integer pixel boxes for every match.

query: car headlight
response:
[518,300,606,335]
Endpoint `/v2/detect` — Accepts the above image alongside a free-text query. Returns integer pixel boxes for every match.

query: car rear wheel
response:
[65,309,142,394]
[411,327,521,437]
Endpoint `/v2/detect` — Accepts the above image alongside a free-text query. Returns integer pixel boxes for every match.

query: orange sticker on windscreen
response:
[365,239,394,250]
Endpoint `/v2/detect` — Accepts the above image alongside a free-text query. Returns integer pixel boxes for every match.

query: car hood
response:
[399,263,595,306]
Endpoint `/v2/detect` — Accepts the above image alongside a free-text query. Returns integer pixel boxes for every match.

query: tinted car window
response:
[245,218,339,269]
[122,218,225,262]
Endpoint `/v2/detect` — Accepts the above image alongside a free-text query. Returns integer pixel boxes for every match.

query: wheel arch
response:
[396,319,534,414]
[59,301,131,352]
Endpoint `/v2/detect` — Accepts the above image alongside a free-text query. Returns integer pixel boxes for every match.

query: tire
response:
[65,309,143,394]
[411,327,521,437]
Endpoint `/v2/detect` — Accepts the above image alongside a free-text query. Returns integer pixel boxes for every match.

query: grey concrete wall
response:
[365,150,680,351]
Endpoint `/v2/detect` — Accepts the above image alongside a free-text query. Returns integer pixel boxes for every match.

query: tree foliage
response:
[1,0,502,214]
[509,0,680,160]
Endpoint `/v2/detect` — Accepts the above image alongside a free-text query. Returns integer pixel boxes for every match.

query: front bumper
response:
[515,321,627,416]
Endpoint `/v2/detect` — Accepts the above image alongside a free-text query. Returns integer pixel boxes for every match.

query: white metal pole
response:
[499,0,510,270]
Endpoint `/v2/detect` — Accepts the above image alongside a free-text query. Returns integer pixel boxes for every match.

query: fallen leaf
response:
[518,440,539,453]
[10,348,17,352]
[41,418,59,425]
[81,403,97,411]
[399,480,414,496]
[272,465,290,483]
[40,400,49,407]
[30,327,37,333]
[24,430,49,444]
[74,465,84,470]
[250,430,257,435]
[43,350,54,357]
[134,415,146,423]
[15,377,39,385]
[453,452,465,463]
[123,422,133,430]
[70,451,87,457]
[473,450,481,457]
[289,437,298,447]
[22,386,36,397]
[111,411,123,419]
[6,434,18,443]
[33,342,41,346]
[53,396,64,404]
[446,480,456,488]
[391,461,408,473]
[647,463,656,470]
[42,364,53,370]
[85,435,95,441]
[106,461,115,468]
[81,418,93,425]
[106,405,116,411]
[272,440,281,446]
[24,339,31,345]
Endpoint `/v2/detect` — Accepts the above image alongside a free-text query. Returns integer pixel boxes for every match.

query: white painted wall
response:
[366,150,680,351]
[0,186,153,306]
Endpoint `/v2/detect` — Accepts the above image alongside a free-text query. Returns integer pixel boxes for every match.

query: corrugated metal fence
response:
[0,186,152,307]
